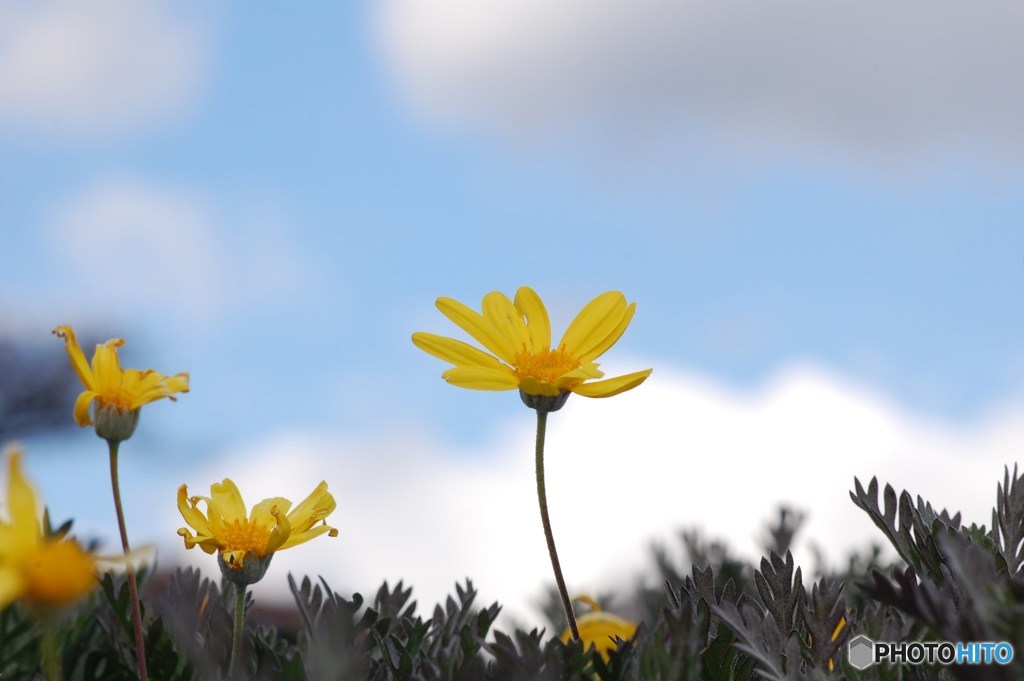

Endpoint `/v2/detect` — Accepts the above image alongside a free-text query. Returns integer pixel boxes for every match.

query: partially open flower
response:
[177,478,338,585]
[0,447,98,613]
[413,287,651,412]
[561,595,637,661]
[53,325,189,442]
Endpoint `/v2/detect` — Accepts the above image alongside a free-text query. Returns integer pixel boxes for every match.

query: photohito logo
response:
[847,635,1015,670]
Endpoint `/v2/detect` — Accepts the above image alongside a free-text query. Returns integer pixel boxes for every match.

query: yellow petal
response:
[222,548,248,568]
[518,376,561,397]
[436,296,517,363]
[563,610,637,660]
[0,523,17,558]
[177,526,199,549]
[286,481,335,532]
[193,494,225,535]
[482,291,530,356]
[163,372,190,394]
[514,287,552,353]
[0,565,25,611]
[72,390,97,427]
[569,369,652,398]
[177,528,217,554]
[573,594,603,612]
[121,369,156,401]
[579,302,636,362]
[6,450,40,549]
[264,506,291,554]
[210,479,247,524]
[441,366,519,391]
[554,362,604,390]
[558,292,627,360]
[22,540,98,606]
[125,369,190,407]
[278,522,337,551]
[90,338,126,393]
[177,485,212,536]
[250,496,293,526]
[411,332,506,369]
[52,326,95,390]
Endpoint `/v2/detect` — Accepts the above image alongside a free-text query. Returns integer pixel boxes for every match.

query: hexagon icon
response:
[848,635,875,670]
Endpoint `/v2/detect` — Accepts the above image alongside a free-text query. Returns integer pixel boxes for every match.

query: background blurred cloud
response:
[43,176,314,329]
[375,0,1024,163]
[0,0,211,138]
[48,177,225,321]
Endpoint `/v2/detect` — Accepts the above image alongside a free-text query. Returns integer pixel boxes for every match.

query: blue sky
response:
[2,1,1024,620]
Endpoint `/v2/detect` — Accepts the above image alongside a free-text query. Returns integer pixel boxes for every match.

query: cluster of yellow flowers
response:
[44,326,341,585]
[4,325,341,679]
[2,286,645,675]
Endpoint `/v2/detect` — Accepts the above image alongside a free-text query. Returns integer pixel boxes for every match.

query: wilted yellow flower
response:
[0,448,97,611]
[177,478,338,584]
[52,325,189,441]
[412,287,651,407]
[561,596,637,660]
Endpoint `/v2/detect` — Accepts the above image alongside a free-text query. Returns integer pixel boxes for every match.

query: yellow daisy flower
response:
[412,287,652,408]
[561,595,637,661]
[52,325,189,442]
[0,447,97,611]
[177,478,339,584]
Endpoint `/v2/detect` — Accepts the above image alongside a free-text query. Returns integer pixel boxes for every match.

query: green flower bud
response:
[93,404,140,443]
[519,389,571,413]
[218,551,273,586]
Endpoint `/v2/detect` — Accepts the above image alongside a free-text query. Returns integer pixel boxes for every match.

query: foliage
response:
[4,467,1024,680]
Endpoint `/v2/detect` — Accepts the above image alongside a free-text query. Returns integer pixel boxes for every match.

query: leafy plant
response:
[4,467,1024,679]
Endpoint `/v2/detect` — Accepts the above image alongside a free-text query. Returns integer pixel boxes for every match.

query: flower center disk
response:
[23,541,97,606]
[220,519,271,557]
[514,348,580,385]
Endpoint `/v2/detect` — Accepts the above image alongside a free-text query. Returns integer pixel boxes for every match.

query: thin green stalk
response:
[228,582,246,679]
[108,440,149,681]
[41,626,62,681]
[534,409,580,640]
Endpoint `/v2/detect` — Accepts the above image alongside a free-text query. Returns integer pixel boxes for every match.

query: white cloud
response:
[374,0,1024,161]
[0,0,209,137]
[47,177,226,322]
[45,177,313,326]
[158,363,1024,625]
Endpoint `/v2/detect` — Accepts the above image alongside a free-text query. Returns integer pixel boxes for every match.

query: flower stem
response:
[228,582,246,679]
[534,408,580,640]
[108,440,149,681]
[41,626,62,681]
